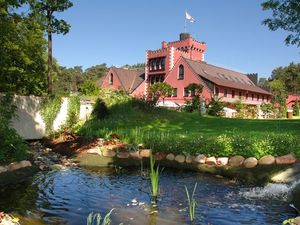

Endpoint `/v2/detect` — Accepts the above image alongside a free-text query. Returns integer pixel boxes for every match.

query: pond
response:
[0,167,298,225]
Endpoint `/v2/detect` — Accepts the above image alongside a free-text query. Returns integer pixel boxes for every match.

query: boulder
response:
[19,160,32,168]
[155,152,167,161]
[276,153,297,165]
[185,155,194,164]
[174,155,185,163]
[166,153,175,161]
[217,157,228,166]
[7,162,22,171]
[117,151,130,159]
[206,156,217,165]
[139,149,151,158]
[243,157,258,168]
[102,149,116,157]
[87,147,102,155]
[0,166,7,173]
[258,155,275,165]
[129,151,140,159]
[228,156,245,167]
[193,154,206,164]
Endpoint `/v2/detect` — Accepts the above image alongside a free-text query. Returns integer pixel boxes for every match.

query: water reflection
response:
[0,168,297,225]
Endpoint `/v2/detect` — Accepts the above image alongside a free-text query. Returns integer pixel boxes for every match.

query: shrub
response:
[91,98,109,120]
[207,97,225,117]
[66,96,80,129]
[132,97,156,111]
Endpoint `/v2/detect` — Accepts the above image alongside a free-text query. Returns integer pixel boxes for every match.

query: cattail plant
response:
[185,183,198,224]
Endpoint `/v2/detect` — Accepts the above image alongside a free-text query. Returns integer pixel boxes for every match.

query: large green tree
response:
[0,0,47,95]
[270,62,300,94]
[268,79,287,117]
[29,0,73,94]
[84,64,108,79]
[261,0,300,47]
[149,82,173,105]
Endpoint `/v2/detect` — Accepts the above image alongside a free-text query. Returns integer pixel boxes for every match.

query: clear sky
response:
[52,0,299,78]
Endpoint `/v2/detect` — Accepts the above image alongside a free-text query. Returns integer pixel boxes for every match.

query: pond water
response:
[0,167,298,225]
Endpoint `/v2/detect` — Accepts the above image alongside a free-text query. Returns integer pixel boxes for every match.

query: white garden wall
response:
[8,95,93,140]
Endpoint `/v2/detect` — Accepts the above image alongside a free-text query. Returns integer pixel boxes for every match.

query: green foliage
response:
[84,64,108,79]
[282,218,297,225]
[132,97,156,112]
[262,0,300,47]
[260,102,274,118]
[293,99,299,116]
[121,63,145,69]
[149,82,173,104]
[269,79,287,118]
[184,83,203,113]
[78,77,101,96]
[0,2,47,95]
[87,209,122,225]
[235,100,246,118]
[185,183,198,223]
[0,94,27,164]
[91,98,109,120]
[40,95,62,134]
[207,97,225,117]
[66,96,80,129]
[149,152,160,198]
[270,63,300,95]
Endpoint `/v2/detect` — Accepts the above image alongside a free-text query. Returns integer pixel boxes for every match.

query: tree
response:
[184,83,203,112]
[235,100,246,118]
[207,97,225,117]
[0,1,47,95]
[149,83,173,105]
[84,64,108,79]
[260,102,274,118]
[268,79,287,117]
[294,99,300,116]
[121,63,146,69]
[29,0,73,94]
[270,63,300,94]
[261,0,300,47]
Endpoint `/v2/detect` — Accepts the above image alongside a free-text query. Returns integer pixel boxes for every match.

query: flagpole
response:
[184,10,187,33]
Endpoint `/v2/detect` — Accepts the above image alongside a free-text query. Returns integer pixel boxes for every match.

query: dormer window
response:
[109,73,113,85]
[178,65,184,80]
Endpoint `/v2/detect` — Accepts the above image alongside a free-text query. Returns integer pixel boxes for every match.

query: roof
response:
[184,58,271,95]
[112,67,145,93]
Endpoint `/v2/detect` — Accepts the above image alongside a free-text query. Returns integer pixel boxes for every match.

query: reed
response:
[149,152,160,204]
[87,209,122,225]
[185,183,198,224]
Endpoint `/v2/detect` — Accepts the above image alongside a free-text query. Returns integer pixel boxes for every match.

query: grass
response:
[77,92,300,158]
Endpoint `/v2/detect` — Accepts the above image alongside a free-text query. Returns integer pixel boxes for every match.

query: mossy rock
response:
[0,166,39,187]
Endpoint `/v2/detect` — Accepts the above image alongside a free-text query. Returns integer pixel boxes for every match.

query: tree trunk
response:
[47,11,53,94]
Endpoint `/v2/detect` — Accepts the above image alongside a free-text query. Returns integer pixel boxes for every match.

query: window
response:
[160,75,165,82]
[178,65,184,80]
[150,60,155,71]
[161,58,165,70]
[156,59,160,70]
[109,73,113,85]
[232,90,235,98]
[262,95,265,101]
[184,88,189,97]
[150,76,155,85]
[215,87,219,96]
[257,95,260,101]
[246,93,248,100]
[239,91,242,99]
[173,88,177,97]
[155,76,160,83]
[252,94,254,100]
[224,89,228,97]
[191,89,195,97]
[267,96,269,102]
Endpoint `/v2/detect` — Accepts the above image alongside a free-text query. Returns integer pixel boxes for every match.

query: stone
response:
[217,157,228,166]
[129,151,140,159]
[276,153,297,165]
[87,147,102,155]
[271,163,300,183]
[258,155,275,165]
[0,166,7,173]
[294,217,300,225]
[206,156,217,165]
[102,149,116,157]
[185,155,194,163]
[243,157,258,168]
[193,154,206,164]
[117,151,130,159]
[174,155,185,163]
[228,155,245,167]
[139,149,151,158]
[7,162,22,171]
[166,153,175,161]
[19,160,32,168]
[155,152,167,161]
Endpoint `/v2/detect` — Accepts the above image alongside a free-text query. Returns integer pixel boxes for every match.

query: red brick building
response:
[101,33,271,106]
[286,95,300,109]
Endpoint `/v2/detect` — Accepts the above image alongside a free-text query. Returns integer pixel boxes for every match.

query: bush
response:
[91,98,109,120]
[207,97,225,117]
[66,96,80,129]
[132,97,156,111]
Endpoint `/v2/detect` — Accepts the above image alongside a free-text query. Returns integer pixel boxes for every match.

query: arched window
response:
[178,64,184,80]
[109,73,113,85]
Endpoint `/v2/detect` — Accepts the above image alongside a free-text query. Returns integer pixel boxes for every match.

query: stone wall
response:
[8,95,93,140]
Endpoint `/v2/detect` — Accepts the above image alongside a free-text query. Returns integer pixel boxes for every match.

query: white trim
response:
[169,47,175,71]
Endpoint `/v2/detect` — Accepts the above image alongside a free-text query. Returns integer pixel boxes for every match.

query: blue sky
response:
[52,0,299,78]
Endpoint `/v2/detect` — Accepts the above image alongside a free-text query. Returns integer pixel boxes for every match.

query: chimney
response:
[246,73,258,85]
[161,41,168,49]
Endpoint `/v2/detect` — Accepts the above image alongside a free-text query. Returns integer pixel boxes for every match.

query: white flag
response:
[185,11,196,23]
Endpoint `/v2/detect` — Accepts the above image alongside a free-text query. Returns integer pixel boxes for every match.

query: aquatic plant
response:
[149,152,160,203]
[87,209,122,225]
[185,182,198,224]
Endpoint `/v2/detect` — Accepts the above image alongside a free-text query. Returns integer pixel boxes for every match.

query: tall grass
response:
[185,183,198,224]
[87,209,122,225]
[149,152,160,205]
